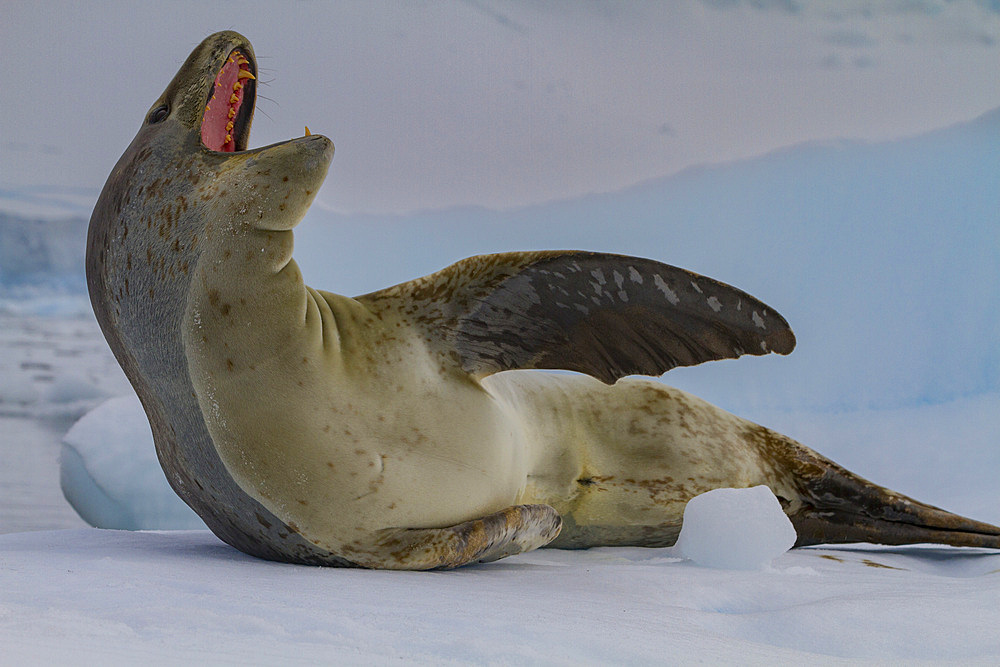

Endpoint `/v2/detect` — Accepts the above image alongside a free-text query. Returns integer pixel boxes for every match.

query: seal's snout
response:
[303,133,335,163]
[229,133,333,232]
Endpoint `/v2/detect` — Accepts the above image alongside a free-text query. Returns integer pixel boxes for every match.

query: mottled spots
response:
[577,475,614,488]
[207,289,232,316]
[652,274,679,305]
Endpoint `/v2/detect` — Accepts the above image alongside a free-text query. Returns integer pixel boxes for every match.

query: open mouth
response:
[201,49,256,152]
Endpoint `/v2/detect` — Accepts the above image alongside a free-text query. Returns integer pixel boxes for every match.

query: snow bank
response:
[676,486,796,570]
[60,395,204,530]
[2,529,998,663]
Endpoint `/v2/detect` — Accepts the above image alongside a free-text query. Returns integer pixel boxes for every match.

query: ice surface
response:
[1,99,998,661]
[60,395,204,530]
[675,486,797,570]
[2,529,999,663]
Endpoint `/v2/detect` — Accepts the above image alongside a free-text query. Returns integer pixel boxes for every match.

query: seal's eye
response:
[148,104,170,124]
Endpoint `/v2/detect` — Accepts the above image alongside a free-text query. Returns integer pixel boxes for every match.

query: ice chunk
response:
[675,486,796,570]
[60,394,205,530]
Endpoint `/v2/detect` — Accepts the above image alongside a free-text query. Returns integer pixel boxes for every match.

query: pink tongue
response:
[201,52,249,151]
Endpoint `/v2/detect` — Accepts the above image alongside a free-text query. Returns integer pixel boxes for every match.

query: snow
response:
[675,486,797,570]
[60,395,204,531]
[1,72,998,663]
[0,312,130,421]
[2,529,999,663]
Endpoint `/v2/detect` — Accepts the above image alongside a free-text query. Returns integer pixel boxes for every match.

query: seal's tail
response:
[752,426,1000,549]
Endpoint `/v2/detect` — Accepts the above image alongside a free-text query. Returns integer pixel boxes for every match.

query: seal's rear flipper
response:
[750,426,1000,549]
[362,504,563,570]
[788,467,1000,549]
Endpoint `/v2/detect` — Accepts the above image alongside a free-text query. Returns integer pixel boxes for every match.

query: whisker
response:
[254,106,275,123]
[257,93,280,108]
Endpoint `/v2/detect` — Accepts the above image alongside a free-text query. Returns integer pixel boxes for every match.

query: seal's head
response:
[87,28,338,383]
[146,30,259,153]
[90,30,333,259]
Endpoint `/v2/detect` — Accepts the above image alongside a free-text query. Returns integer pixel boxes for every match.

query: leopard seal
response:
[86,30,1000,569]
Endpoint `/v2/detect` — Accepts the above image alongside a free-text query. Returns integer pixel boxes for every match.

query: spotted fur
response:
[86,31,1000,570]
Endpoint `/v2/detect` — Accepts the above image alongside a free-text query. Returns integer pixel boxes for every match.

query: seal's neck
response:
[87,137,210,389]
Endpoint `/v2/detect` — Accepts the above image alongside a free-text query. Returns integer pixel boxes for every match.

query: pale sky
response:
[2,0,999,214]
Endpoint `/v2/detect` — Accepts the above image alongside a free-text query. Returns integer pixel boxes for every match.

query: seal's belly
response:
[187,295,528,551]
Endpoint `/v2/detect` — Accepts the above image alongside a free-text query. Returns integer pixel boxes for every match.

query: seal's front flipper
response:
[358,251,795,384]
[359,504,562,570]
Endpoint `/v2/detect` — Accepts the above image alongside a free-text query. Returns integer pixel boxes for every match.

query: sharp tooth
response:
[238,70,256,80]
[233,81,243,91]
[305,126,312,136]
[225,134,232,144]
[228,108,237,119]
[226,121,234,131]
[230,93,239,104]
